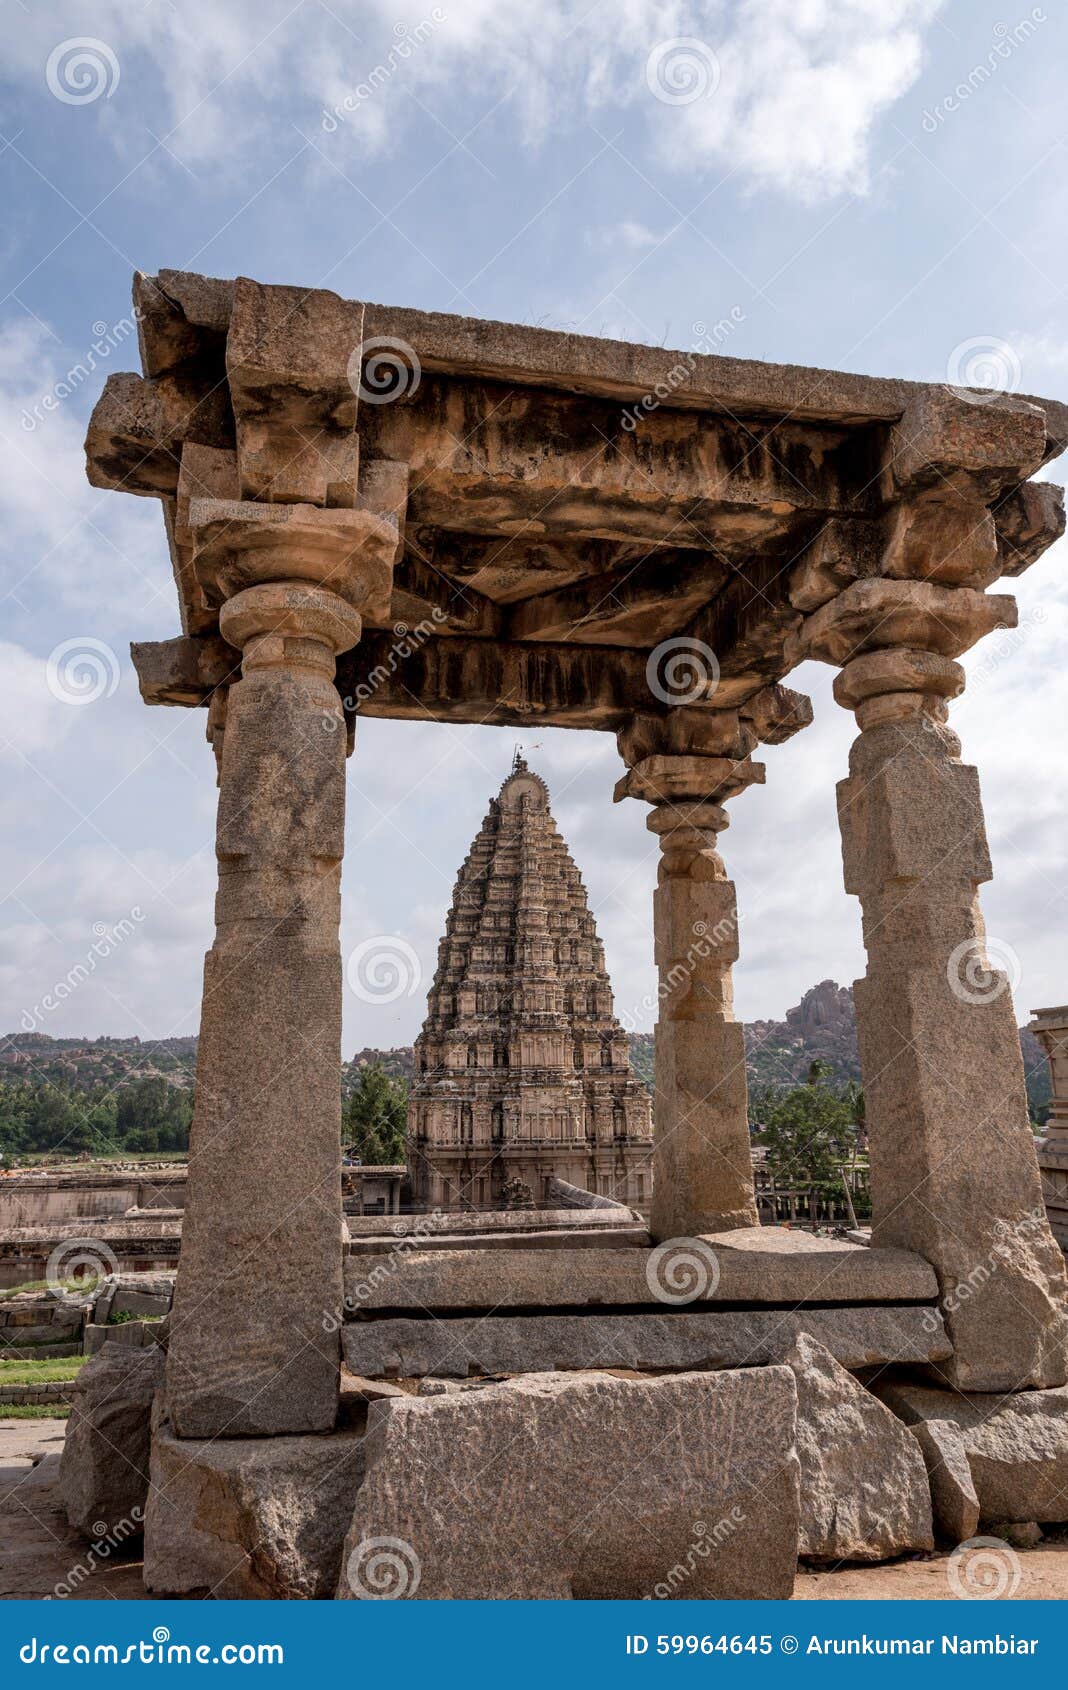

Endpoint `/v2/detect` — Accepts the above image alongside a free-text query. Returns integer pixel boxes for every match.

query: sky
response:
[1,0,1067,1055]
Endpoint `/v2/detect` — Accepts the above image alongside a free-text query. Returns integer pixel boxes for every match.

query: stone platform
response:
[342,1227,938,1310]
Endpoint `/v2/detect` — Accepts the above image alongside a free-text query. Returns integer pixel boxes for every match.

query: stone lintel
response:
[135,269,1068,447]
[341,1305,950,1379]
[130,635,239,707]
[341,1230,939,1311]
[886,391,1050,501]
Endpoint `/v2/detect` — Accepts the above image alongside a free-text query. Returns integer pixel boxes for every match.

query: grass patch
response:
[0,1356,89,1386]
[0,1277,100,1300]
[0,1403,71,1419]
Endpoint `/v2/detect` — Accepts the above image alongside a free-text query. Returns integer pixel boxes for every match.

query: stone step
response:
[342,1226,938,1313]
[346,1224,648,1255]
[342,1304,951,1379]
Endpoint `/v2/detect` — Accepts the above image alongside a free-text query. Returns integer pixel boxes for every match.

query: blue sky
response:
[2,0,1068,1052]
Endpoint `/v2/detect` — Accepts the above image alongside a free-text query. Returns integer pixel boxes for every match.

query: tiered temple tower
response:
[408,757,653,1210]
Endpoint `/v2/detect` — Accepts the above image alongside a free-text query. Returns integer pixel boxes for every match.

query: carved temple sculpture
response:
[86,268,1068,1441]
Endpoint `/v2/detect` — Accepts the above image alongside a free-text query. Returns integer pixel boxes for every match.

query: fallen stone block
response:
[783,1335,932,1562]
[873,1380,1068,1524]
[343,1305,950,1379]
[144,1420,366,1599]
[58,1345,163,1539]
[908,1419,980,1544]
[337,1366,800,1600]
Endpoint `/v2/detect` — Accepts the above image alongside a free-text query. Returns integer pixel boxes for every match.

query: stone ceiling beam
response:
[505,550,730,645]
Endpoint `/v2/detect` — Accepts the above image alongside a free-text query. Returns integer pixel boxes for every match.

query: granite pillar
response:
[167,571,364,1436]
[800,582,1068,1391]
[616,718,764,1240]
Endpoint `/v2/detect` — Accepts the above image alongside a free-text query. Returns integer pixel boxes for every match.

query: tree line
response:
[0,1061,867,1207]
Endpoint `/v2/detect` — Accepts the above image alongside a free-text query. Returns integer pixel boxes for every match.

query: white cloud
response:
[587,221,664,251]
[0,317,168,620]
[3,0,943,200]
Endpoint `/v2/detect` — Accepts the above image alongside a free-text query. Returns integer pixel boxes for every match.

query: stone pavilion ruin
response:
[73,267,1068,1597]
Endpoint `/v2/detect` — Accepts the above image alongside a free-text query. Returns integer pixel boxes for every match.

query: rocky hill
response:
[2,979,1053,1123]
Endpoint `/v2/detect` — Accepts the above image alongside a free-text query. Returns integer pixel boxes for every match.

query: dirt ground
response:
[5,1417,1068,1603]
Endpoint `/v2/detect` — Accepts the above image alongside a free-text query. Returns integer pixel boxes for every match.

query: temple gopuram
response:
[407,756,653,1210]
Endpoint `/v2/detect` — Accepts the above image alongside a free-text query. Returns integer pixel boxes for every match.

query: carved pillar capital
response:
[190,497,399,622]
[219,581,363,676]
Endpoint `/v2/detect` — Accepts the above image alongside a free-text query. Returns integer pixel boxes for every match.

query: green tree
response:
[343,1064,408,1164]
[759,1074,860,1192]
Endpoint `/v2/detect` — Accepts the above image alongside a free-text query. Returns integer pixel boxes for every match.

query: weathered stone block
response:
[337,1368,800,1599]
[908,1419,980,1544]
[342,1229,937,1313]
[784,1335,932,1562]
[873,1381,1068,1524]
[342,1305,951,1379]
[888,391,1047,499]
[59,1345,163,1539]
[145,1419,366,1598]
[798,578,1016,668]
